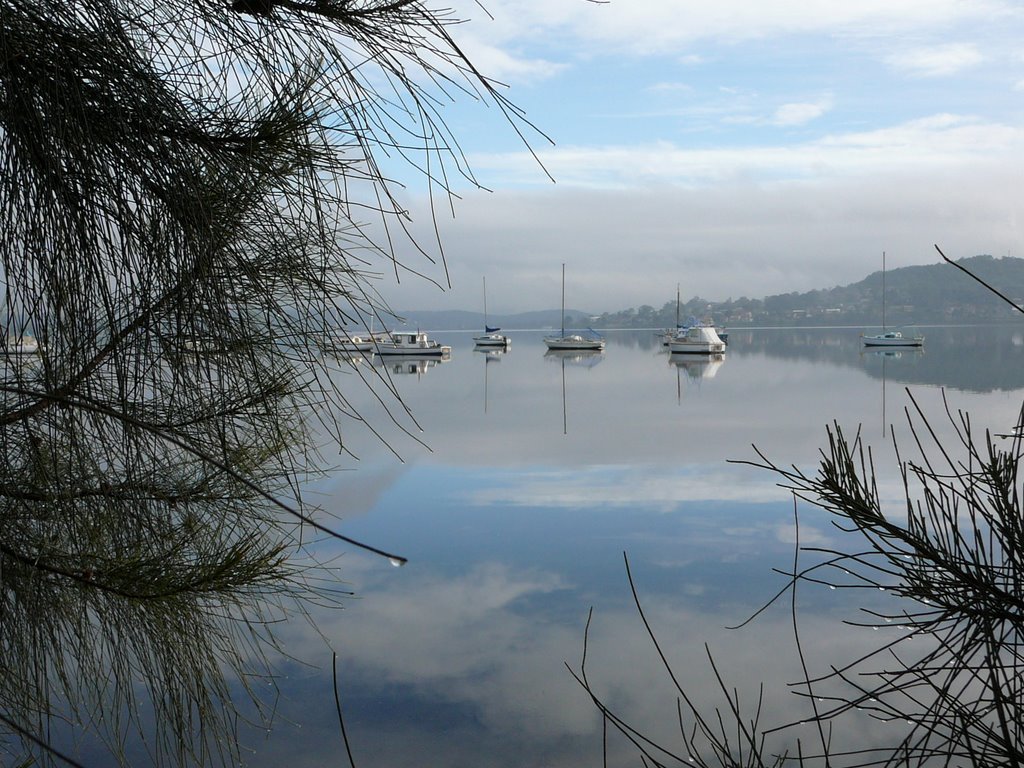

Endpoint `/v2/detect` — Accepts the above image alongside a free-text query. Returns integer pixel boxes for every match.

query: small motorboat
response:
[375,331,451,358]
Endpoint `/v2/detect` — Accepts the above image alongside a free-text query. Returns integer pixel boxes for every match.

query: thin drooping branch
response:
[0,0,546,764]
[935,244,1024,314]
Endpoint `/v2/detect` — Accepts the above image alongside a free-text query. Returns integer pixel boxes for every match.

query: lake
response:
[225,326,1024,766]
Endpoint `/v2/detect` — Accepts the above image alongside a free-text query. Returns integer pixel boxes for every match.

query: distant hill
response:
[390,255,1024,331]
[591,254,1024,329]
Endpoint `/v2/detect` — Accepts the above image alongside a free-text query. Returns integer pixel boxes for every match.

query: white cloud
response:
[384,154,1024,312]
[885,43,985,77]
[454,0,1018,57]
[770,95,835,127]
[456,36,567,84]
[467,114,1024,188]
[646,81,695,95]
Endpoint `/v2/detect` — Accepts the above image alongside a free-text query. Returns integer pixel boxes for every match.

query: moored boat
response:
[474,277,510,348]
[544,332,605,351]
[338,334,376,353]
[543,264,605,351]
[861,330,924,347]
[668,324,726,354]
[375,331,451,358]
[862,251,924,348]
[6,336,41,355]
[474,327,510,348]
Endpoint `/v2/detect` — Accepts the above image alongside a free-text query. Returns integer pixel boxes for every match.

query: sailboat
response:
[660,284,729,348]
[660,284,685,347]
[473,277,510,348]
[543,264,605,351]
[861,252,924,348]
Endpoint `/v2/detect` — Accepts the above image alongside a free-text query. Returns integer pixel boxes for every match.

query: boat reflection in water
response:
[475,346,508,361]
[669,352,724,403]
[475,346,508,413]
[669,352,724,376]
[861,345,924,438]
[373,355,450,377]
[544,348,604,435]
[209,327,1024,768]
[543,348,604,368]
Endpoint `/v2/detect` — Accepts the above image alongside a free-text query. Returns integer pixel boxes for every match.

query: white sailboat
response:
[668,324,727,354]
[473,277,510,348]
[543,264,605,351]
[861,252,924,348]
[661,285,728,347]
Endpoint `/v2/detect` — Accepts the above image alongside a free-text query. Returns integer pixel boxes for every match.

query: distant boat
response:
[660,287,728,347]
[6,336,41,355]
[862,252,924,348]
[668,324,727,355]
[375,330,452,358]
[544,264,605,351]
[474,277,510,348]
[862,330,924,348]
[338,333,376,353]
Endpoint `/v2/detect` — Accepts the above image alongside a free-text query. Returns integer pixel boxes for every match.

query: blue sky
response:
[374,0,1024,315]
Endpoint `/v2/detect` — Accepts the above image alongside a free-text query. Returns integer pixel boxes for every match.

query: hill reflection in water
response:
[79,326,1024,767]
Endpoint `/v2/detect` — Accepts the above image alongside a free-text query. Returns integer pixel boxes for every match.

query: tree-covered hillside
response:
[592,254,1024,328]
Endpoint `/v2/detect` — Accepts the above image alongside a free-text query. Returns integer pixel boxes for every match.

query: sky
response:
[367,0,1024,315]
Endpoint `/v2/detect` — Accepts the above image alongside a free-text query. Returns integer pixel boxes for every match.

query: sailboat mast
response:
[560,262,566,336]
[882,251,887,331]
[482,276,488,328]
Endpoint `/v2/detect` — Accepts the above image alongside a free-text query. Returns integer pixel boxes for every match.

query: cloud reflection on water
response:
[463,463,788,511]
[262,544,912,767]
[258,328,1024,766]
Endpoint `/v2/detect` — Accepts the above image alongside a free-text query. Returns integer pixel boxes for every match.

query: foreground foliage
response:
[0,0,534,763]
[577,390,1024,766]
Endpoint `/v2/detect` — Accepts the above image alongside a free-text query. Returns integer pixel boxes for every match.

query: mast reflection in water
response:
[61,327,1024,766]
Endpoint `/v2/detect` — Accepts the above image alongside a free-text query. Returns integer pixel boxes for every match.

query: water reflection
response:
[372,355,450,377]
[669,351,725,374]
[475,347,507,414]
[543,348,604,435]
[668,352,725,403]
[543,349,605,367]
[743,325,1024,391]
[228,327,1024,766]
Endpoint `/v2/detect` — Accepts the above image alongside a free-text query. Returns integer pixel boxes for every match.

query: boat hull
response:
[473,334,509,348]
[669,343,725,354]
[375,331,451,358]
[339,341,374,353]
[862,334,923,347]
[376,345,451,357]
[544,337,604,351]
[667,325,726,354]
[5,337,41,355]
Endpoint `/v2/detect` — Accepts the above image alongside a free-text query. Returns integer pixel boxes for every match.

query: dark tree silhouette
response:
[0,0,542,764]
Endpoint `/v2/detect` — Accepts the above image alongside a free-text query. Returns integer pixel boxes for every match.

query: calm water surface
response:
[245,326,1024,766]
